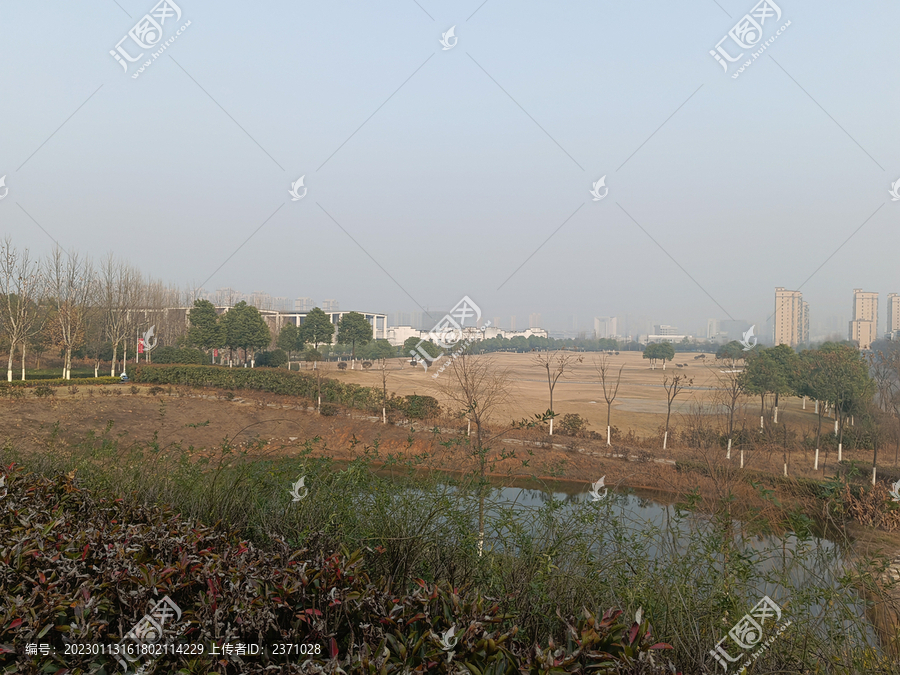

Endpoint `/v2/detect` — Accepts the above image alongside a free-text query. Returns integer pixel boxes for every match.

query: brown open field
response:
[324,350,828,440]
[3,351,899,510]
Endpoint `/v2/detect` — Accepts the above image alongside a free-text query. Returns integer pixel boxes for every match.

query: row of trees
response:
[714,341,900,481]
[0,240,193,381]
[269,307,376,369]
[642,342,676,369]
[0,239,390,378]
[185,300,271,366]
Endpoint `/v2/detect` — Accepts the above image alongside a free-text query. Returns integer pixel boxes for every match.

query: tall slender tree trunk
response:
[606,405,612,446]
[111,342,118,377]
[837,410,844,463]
[872,435,878,486]
[7,342,15,382]
[20,343,25,381]
[815,409,823,471]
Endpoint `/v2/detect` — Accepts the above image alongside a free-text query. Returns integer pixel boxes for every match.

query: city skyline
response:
[192,281,899,345]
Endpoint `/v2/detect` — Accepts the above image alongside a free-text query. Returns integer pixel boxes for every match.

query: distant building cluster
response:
[201,288,294,312]
[200,283,900,355]
[767,286,899,350]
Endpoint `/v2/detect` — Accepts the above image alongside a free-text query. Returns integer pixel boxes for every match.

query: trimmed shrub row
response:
[148,346,212,365]
[131,364,442,420]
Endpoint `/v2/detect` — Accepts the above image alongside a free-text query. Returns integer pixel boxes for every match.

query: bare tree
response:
[100,255,141,376]
[0,238,43,381]
[533,350,583,435]
[869,346,900,471]
[595,354,624,446]
[662,373,692,450]
[435,351,511,555]
[46,248,94,380]
[716,369,746,460]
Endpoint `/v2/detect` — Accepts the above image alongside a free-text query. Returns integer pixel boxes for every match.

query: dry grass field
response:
[323,350,821,439]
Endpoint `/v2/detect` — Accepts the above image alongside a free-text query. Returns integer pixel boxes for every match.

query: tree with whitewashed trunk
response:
[435,351,511,556]
[739,347,793,432]
[594,354,624,447]
[799,349,828,472]
[300,307,334,369]
[0,238,43,382]
[533,350,582,435]
[662,373,691,451]
[46,248,94,380]
[806,343,873,471]
[100,255,141,377]
[716,369,746,460]
[337,311,372,369]
[867,343,900,469]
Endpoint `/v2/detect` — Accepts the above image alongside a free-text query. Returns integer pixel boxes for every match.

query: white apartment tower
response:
[849,289,878,349]
[594,316,618,339]
[774,287,809,347]
[887,293,900,338]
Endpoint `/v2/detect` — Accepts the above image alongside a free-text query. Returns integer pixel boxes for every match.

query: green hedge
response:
[132,364,385,412]
[149,346,211,365]
[131,365,444,419]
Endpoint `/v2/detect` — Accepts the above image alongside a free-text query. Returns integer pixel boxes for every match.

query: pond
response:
[468,482,879,646]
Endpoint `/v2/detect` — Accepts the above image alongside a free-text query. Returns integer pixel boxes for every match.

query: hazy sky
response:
[2,0,898,338]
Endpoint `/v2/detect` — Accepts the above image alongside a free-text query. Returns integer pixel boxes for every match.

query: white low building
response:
[387,324,548,346]
[387,325,427,346]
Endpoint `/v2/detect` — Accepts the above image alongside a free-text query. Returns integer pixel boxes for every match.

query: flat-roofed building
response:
[774,287,808,347]
[849,289,878,349]
[594,316,618,339]
[886,293,900,339]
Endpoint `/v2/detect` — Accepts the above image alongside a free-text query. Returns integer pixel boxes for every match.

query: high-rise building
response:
[214,287,242,307]
[529,313,542,328]
[773,287,809,347]
[294,297,314,312]
[849,288,878,349]
[654,324,678,336]
[250,291,273,310]
[510,316,516,331]
[886,293,900,338]
[322,299,339,312]
[594,316,618,339]
[707,318,720,340]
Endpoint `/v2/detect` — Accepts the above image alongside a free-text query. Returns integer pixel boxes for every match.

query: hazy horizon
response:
[2,0,897,338]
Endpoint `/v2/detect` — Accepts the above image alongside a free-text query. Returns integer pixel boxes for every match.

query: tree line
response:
[0,239,387,380]
[0,240,196,381]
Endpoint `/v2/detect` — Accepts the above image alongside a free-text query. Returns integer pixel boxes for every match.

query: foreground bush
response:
[2,427,897,674]
[0,465,677,674]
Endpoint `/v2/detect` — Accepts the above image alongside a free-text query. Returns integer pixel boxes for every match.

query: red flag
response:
[138,338,144,354]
